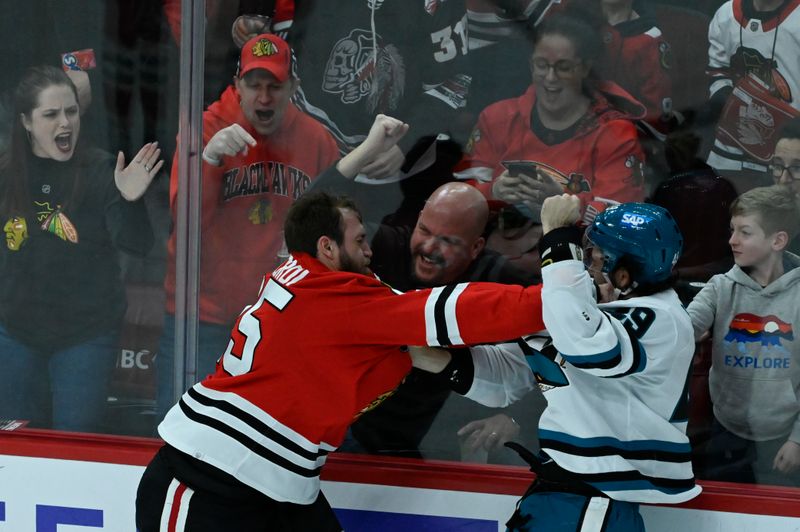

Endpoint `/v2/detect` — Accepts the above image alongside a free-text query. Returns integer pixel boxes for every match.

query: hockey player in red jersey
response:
[156,33,340,418]
[136,116,564,531]
[136,191,552,531]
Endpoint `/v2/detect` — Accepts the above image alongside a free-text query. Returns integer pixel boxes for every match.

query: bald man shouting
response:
[407,182,490,286]
[311,115,542,464]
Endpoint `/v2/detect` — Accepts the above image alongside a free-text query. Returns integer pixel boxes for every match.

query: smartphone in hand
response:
[502,160,540,179]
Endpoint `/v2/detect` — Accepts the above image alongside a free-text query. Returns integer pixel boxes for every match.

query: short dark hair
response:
[284,192,362,257]
[531,14,603,66]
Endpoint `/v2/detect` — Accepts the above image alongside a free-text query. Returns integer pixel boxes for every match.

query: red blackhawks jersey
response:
[455,82,646,224]
[158,252,545,503]
[599,15,673,131]
[164,85,339,325]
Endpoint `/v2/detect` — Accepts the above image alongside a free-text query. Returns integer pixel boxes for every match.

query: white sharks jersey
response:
[467,260,701,504]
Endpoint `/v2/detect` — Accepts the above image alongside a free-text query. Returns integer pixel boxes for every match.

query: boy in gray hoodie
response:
[688,185,800,486]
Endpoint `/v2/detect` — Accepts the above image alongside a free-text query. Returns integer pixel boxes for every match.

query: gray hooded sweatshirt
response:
[687,253,800,442]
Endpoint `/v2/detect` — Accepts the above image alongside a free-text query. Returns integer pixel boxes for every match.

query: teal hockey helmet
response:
[586,203,683,285]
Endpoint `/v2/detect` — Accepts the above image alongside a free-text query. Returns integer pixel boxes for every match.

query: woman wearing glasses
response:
[772,118,800,198]
[771,117,800,255]
[455,13,646,226]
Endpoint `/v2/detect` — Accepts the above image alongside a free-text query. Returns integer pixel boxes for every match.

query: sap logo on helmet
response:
[621,213,647,227]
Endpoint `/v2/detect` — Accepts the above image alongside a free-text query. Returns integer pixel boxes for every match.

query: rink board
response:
[1,430,799,531]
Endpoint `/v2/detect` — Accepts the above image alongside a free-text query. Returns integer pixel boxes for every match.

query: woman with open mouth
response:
[0,64,163,433]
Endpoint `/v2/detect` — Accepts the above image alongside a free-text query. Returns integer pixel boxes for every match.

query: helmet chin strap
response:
[616,282,637,297]
[604,270,637,298]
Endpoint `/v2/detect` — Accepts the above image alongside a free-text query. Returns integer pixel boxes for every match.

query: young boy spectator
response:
[687,185,800,486]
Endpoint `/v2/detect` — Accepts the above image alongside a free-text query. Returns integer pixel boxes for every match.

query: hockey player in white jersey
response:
[425,195,701,530]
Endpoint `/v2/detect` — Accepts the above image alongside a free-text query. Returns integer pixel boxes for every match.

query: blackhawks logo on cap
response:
[252,38,279,57]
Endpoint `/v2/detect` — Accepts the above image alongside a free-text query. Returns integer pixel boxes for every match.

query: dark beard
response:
[339,248,370,275]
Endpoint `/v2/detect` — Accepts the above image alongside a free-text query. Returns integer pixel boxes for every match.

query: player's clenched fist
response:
[540,193,580,234]
[202,123,257,166]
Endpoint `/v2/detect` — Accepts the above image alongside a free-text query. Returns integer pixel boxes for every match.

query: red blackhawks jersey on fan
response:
[158,252,545,504]
[599,15,673,130]
[164,85,339,325]
[455,81,646,224]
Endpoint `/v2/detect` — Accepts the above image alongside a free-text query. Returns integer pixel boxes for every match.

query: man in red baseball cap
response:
[237,32,292,81]
[222,32,296,139]
[157,32,339,422]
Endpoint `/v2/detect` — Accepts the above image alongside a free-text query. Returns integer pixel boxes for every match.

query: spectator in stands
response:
[597,0,674,135]
[163,0,280,108]
[705,0,800,194]
[771,117,800,257]
[156,33,339,418]
[484,204,544,282]
[771,117,800,198]
[597,0,677,189]
[455,13,646,226]
[310,121,543,463]
[687,185,800,486]
[651,130,737,291]
[461,1,538,139]
[356,181,542,464]
[232,0,475,182]
[0,65,161,431]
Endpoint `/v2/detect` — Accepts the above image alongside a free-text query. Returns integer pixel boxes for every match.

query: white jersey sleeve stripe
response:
[443,283,468,345]
[424,283,469,346]
[453,166,493,182]
[424,286,444,346]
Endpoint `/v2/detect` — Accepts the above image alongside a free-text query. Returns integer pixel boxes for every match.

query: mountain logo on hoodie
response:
[724,313,794,347]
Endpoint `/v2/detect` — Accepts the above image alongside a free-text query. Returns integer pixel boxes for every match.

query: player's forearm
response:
[409,345,452,373]
[466,342,537,407]
[410,347,474,395]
